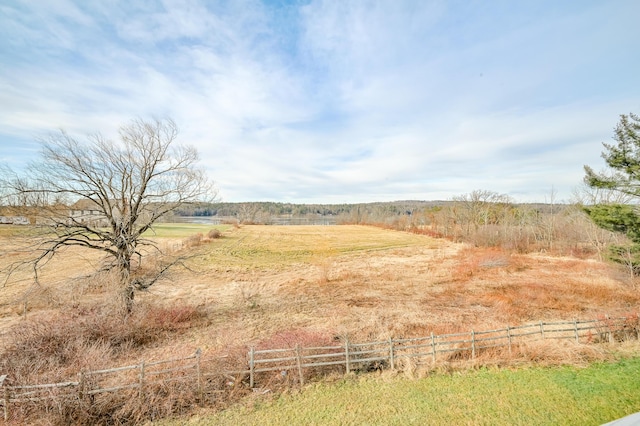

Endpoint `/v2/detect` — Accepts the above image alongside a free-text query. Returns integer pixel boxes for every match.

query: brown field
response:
[2,223,640,423]
[1,223,638,360]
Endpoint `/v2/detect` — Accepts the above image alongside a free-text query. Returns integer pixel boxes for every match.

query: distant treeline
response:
[173,200,557,222]
[173,200,447,221]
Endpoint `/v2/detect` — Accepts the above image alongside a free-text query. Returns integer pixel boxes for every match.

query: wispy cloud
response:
[1,0,639,203]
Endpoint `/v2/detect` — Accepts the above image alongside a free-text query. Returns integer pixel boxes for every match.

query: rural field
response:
[150,223,637,347]
[1,223,639,424]
[4,223,638,346]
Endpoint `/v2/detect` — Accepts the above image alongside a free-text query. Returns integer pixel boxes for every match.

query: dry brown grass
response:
[1,224,639,423]
[0,301,221,425]
[4,224,634,343]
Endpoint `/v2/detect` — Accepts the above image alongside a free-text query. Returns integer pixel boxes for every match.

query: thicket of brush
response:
[372,205,598,253]
[0,306,350,424]
[3,302,639,424]
[0,301,253,425]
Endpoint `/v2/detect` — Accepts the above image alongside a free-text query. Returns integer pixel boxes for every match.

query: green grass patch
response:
[166,357,640,425]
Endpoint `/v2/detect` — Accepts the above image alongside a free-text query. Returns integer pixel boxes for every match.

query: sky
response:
[1,0,639,204]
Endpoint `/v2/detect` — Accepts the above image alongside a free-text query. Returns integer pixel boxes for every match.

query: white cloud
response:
[1,0,639,203]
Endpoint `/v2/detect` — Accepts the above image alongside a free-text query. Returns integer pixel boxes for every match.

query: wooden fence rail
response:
[246,316,639,388]
[1,315,638,421]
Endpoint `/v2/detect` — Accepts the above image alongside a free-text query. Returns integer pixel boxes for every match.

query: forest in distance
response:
[172,198,559,223]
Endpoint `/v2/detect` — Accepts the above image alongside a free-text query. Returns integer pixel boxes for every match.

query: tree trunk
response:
[122,284,135,314]
[117,250,134,314]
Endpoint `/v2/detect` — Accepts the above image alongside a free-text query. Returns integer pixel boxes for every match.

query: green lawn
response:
[161,357,640,425]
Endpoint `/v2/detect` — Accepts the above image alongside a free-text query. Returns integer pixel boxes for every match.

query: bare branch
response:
[2,117,216,313]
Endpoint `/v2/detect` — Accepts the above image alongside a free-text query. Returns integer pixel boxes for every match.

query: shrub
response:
[207,229,222,239]
[143,303,204,330]
[184,232,204,248]
[0,302,210,424]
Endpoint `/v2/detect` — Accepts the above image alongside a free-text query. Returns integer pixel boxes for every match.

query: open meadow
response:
[2,222,639,363]
[149,223,638,348]
[1,223,639,423]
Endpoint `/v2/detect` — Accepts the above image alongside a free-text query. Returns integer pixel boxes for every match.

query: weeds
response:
[252,329,340,389]
[0,302,212,425]
[184,233,204,248]
[236,282,263,309]
[207,229,222,239]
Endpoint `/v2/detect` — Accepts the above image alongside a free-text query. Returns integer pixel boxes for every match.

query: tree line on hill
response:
[172,200,442,221]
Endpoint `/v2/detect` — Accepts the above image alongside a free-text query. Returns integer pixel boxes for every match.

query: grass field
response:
[159,353,640,425]
[2,224,639,344]
[1,223,639,424]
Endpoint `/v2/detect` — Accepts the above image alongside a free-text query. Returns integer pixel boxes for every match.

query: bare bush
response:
[184,232,204,248]
[206,229,222,239]
[0,302,211,424]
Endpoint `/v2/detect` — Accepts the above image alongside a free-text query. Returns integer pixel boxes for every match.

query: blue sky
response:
[1,0,638,203]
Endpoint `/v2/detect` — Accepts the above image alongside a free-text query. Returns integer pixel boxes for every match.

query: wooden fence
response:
[246,316,639,388]
[0,350,238,421]
[2,315,638,421]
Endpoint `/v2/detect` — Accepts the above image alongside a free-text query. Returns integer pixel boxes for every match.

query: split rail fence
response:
[2,315,639,421]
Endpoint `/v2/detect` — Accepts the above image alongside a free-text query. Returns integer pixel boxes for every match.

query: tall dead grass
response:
[250,329,341,390]
[400,338,635,380]
[0,301,213,425]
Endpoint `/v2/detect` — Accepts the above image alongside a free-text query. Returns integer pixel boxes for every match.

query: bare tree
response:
[2,118,215,312]
[237,202,262,224]
[452,189,513,236]
[572,180,635,206]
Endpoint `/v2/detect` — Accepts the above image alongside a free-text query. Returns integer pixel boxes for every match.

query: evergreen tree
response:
[584,112,640,274]
[585,112,640,195]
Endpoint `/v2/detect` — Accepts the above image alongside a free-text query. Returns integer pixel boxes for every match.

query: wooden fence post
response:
[195,348,202,401]
[574,320,579,343]
[295,345,304,386]
[78,372,85,400]
[471,330,476,359]
[430,332,436,365]
[540,321,545,339]
[249,347,255,389]
[388,338,395,370]
[506,326,512,354]
[606,315,614,343]
[1,375,8,422]
[344,338,351,374]
[139,360,145,400]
